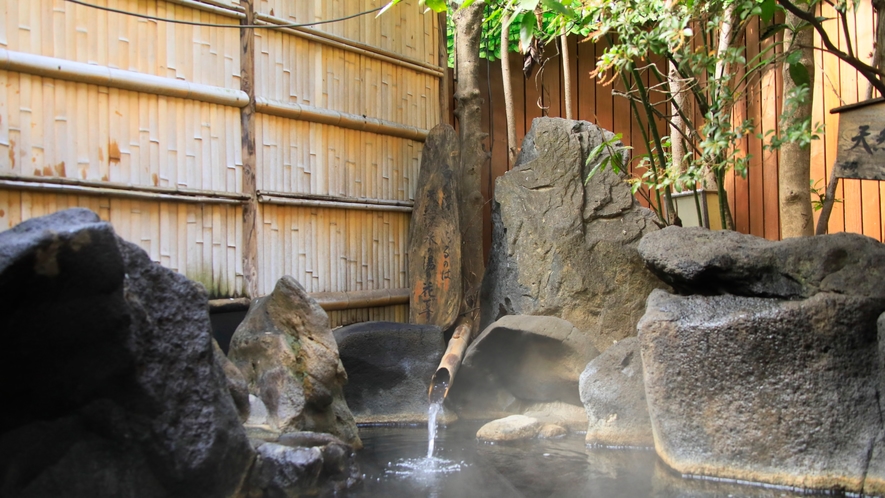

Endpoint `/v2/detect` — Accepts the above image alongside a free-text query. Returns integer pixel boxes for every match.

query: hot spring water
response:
[345,391,837,497]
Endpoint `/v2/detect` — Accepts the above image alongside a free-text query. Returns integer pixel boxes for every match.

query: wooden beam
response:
[240,0,259,299]
[208,289,409,313]
[258,195,413,213]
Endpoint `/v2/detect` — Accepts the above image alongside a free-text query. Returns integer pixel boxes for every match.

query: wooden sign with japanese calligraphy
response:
[409,124,461,329]
[832,98,885,180]
[408,124,462,329]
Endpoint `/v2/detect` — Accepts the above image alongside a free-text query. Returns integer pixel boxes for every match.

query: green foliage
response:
[810,178,841,211]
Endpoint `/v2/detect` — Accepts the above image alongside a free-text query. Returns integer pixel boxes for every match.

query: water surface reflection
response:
[349,424,835,498]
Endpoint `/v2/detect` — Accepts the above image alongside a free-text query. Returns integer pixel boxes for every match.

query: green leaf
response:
[759,0,777,23]
[425,0,447,13]
[458,0,476,10]
[520,14,535,50]
[785,50,802,65]
[760,23,787,40]
[517,0,540,11]
[541,0,571,16]
[789,62,810,87]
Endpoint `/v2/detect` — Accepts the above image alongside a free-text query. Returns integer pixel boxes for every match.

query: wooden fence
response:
[0,0,442,327]
[468,3,885,250]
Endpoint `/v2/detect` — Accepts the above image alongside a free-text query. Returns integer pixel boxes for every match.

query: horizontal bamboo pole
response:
[256,98,429,142]
[208,289,409,312]
[0,49,249,107]
[208,297,252,313]
[254,13,445,78]
[258,190,414,208]
[0,179,246,205]
[310,288,410,311]
[258,194,413,213]
[0,174,249,200]
[156,0,444,77]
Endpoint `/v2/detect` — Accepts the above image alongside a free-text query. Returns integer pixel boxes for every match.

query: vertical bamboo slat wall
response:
[0,0,441,327]
[474,5,885,246]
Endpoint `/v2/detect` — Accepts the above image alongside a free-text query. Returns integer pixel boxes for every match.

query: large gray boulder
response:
[580,337,653,447]
[229,276,361,449]
[0,209,254,498]
[448,315,597,427]
[637,229,885,493]
[481,117,666,352]
[334,321,453,424]
[639,288,885,493]
[638,226,885,299]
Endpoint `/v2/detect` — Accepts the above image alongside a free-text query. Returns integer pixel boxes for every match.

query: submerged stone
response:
[476,415,541,442]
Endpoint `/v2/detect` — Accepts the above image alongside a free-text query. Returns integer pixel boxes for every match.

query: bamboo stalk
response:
[258,194,412,213]
[0,49,248,107]
[255,97,428,141]
[0,178,246,204]
[258,190,413,207]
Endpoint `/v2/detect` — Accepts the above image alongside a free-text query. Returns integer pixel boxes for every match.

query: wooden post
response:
[240,0,259,298]
[438,12,451,125]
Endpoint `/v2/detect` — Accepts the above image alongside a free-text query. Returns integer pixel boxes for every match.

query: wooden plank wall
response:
[471,5,885,246]
[0,0,441,327]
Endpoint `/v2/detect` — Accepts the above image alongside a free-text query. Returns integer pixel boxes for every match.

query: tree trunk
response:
[865,0,885,99]
[713,4,737,231]
[779,10,815,238]
[501,12,518,166]
[453,0,487,340]
[438,12,452,125]
[561,31,574,120]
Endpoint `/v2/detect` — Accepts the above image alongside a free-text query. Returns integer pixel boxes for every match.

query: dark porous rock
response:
[449,315,597,424]
[0,208,254,498]
[229,276,361,449]
[863,312,885,496]
[579,337,653,447]
[481,117,666,353]
[639,288,885,493]
[334,321,451,424]
[638,226,885,299]
[214,338,251,423]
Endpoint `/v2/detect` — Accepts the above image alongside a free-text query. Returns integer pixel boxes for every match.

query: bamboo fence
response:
[0,0,441,327]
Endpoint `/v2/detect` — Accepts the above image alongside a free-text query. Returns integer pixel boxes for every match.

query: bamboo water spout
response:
[428,323,471,402]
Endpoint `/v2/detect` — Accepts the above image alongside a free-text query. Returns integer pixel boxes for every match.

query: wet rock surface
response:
[481,117,666,352]
[639,289,885,493]
[229,276,362,449]
[214,338,251,423]
[579,337,653,447]
[0,209,254,498]
[334,321,451,424]
[246,432,359,497]
[449,315,595,427]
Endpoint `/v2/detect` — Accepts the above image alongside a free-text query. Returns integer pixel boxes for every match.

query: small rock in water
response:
[538,424,567,438]
[476,415,541,442]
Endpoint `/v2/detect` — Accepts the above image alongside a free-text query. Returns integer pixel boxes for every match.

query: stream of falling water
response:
[426,378,448,458]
